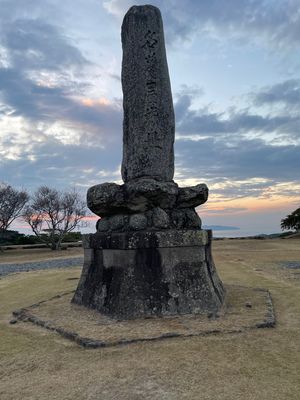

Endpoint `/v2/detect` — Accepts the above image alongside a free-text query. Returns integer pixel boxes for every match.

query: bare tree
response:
[0,183,29,231]
[24,186,87,250]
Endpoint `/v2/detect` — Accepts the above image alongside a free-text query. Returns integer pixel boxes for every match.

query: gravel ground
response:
[280,261,300,269]
[0,257,84,277]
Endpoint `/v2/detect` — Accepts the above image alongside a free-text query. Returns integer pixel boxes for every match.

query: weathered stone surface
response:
[121,5,175,182]
[87,180,207,219]
[95,207,200,232]
[72,229,225,319]
[87,178,178,217]
[171,208,202,229]
[125,178,178,210]
[96,218,110,232]
[110,214,127,231]
[129,213,148,230]
[152,207,169,228]
[176,184,208,208]
[185,209,202,228]
[87,183,125,217]
[89,229,209,250]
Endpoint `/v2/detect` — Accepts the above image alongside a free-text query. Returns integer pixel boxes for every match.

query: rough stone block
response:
[129,213,148,230]
[170,208,202,229]
[110,214,127,231]
[89,229,209,250]
[152,207,170,228]
[72,229,225,319]
[125,178,178,210]
[87,178,179,217]
[96,218,110,232]
[87,183,125,217]
[176,184,208,208]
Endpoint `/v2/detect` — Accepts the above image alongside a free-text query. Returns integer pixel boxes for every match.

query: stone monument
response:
[72,5,225,318]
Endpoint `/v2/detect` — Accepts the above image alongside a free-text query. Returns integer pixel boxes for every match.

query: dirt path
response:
[0,257,83,277]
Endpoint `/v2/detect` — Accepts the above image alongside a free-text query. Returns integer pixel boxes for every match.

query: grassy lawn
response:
[0,238,299,400]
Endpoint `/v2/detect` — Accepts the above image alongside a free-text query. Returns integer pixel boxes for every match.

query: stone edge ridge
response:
[11,287,276,349]
[87,229,210,249]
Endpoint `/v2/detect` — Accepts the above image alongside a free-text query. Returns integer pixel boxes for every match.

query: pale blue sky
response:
[0,0,299,235]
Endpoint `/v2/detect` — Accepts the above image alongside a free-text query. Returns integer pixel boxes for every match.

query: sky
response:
[0,0,300,236]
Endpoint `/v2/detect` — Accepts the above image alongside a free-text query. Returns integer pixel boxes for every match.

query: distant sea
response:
[15,224,279,239]
[203,225,279,238]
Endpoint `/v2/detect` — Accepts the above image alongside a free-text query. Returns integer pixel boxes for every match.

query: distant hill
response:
[215,231,300,240]
[203,225,240,231]
[248,231,297,239]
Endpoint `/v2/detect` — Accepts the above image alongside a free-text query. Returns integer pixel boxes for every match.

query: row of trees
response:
[0,183,87,250]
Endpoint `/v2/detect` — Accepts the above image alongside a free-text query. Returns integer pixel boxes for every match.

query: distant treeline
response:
[0,230,82,246]
[213,231,295,241]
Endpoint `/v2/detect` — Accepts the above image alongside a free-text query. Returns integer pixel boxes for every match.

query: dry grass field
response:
[0,238,299,400]
[0,246,83,264]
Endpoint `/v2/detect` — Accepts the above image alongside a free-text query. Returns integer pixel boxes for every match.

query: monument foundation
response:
[73,230,224,318]
[72,5,226,318]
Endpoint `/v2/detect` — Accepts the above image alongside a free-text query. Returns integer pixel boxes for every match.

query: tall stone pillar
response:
[121,6,175,182]
[72,5,225,319]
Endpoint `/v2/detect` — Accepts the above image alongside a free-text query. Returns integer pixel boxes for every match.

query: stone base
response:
[13,286,275,348]
[72,229,225,319]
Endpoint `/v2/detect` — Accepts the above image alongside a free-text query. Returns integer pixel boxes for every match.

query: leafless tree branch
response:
[24,186,87,250]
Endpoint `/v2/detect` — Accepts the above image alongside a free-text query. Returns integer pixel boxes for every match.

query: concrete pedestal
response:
[72,230,225,319]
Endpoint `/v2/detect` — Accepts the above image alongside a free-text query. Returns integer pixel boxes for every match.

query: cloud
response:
[1,18,87,71]
[175,84,204,99]
[177,136,300,180]
[0,0,299,211]
[0,132,122,192]
[103,0,300,48]
[202,225,240,231]
[202,207,247,214]
[0,0,125,196]
[253,79,300,107]
[0,8,123,148]
[210,179,274,200]
[175,96,300,140]
[0,0,55,22]
[0,67,122,145]
[174,86,300,188]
